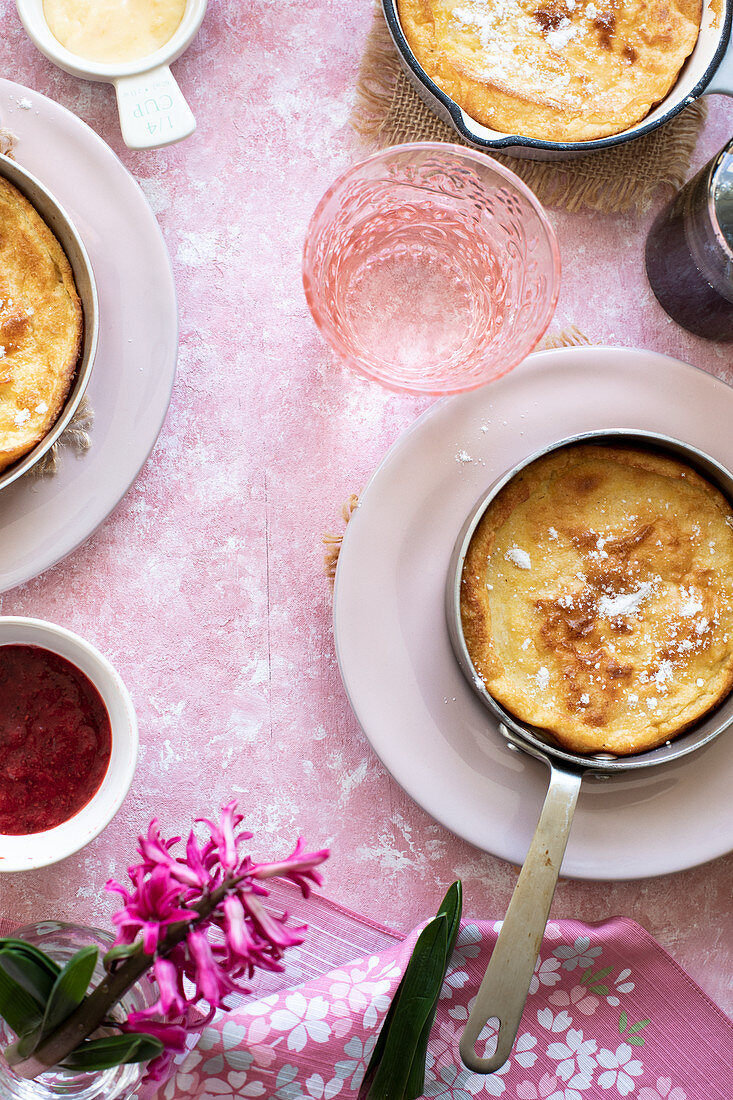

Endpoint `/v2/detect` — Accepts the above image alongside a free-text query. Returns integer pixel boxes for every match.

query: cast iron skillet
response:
[383,0,733,159]
[446,429,733,1073]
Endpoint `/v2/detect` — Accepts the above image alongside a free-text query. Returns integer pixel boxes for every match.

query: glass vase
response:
[0,921,155,1100]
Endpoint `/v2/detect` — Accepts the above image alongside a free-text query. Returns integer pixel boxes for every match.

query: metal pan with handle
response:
[446,429,733,1072]
[383,0,733,159]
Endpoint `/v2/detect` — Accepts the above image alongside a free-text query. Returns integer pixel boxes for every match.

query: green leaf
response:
[360,880,464,1100]
[362,914,449,1100]
[40,947,98,1039]
[103,942,142,972]
[627,1036,645,1046]
[0,964,44,1039]
[619,1010,629,1033]
[579,967,593,985]
[628,1019,650,1032]
[591,966,613,981]
[0,941,61,981]
[590,984,609,995]
[0,949,57,1007]
[60,1033,164,1072]
[405,881,463,1099]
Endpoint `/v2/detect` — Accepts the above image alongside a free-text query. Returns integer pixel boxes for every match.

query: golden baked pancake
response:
[396,0,702,141]
[0,177,82,474]
[460,445,733,755]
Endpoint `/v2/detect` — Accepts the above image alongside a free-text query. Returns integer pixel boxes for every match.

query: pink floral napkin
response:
[157,886,733,1100]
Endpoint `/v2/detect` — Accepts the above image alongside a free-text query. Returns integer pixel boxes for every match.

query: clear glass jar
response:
[645,139,733,341]
[0,922,154,1100]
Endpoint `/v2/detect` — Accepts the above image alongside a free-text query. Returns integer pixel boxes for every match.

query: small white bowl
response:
[0,618,138,872]
[15,0,207,149]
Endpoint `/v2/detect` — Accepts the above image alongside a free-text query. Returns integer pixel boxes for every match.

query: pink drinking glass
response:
[303,143,561,395]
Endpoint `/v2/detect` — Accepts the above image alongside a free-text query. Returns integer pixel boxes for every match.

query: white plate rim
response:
[334,345,733,881]
[0,78,178,592]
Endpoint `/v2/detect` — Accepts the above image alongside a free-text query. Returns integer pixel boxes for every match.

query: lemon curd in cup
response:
[42,0,187,64]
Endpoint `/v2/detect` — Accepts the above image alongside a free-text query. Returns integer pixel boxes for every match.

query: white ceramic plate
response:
[334,346,733,880]
[0,79,177,593]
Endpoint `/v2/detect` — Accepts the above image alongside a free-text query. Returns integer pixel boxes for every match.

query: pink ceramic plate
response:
[0,79,177,593]
[334,346,733,880]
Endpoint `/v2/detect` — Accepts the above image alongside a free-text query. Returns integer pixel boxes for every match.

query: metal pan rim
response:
[382,0,733,156]
[446,428,733,775]
[0,153,99,493]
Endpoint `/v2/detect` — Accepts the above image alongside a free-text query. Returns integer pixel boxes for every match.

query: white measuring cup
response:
[15,0,207,149]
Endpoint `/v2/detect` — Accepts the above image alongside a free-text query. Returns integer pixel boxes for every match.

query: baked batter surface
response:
[460,445,733,754]
[0,177,82,473]
[397,0,702,141]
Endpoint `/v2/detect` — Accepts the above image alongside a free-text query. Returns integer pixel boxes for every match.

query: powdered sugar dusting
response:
[535,666,550,691]
[598,581,654,620]
[505,545,531,570]
[679,588,704,617]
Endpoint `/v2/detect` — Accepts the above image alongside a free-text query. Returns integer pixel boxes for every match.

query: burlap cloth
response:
[0,127,94,479]
[352,5,706,214]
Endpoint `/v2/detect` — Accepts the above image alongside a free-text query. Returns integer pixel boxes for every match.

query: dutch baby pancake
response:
[396,0,702,141]
[460,445,733,755]
[0,176,82,474]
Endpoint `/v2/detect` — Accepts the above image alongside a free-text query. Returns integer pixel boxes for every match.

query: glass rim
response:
[710,139,733,261]
[304,139,561,269]
[302,141,561,395]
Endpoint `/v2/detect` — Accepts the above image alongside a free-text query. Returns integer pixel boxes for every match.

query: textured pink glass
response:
[303,143,561,394]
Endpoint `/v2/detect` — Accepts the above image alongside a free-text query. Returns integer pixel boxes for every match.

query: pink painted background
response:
[0,0,731,1028]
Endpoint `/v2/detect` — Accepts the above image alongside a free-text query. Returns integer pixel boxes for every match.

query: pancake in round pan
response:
[0,176,82,474]
[460,445,733,755]
[396,0,702,142]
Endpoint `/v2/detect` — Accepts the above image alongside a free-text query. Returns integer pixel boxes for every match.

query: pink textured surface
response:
[0,0,731,1025]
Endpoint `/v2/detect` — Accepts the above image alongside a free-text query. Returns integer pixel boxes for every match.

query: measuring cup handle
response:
[459,761,583,1074]
[114,65,196,150]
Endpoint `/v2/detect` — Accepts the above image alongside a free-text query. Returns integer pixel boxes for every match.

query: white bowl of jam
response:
[0,617,138,871]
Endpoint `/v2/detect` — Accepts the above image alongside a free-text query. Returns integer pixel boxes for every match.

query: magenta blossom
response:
[107,865,198,954]
[105,801,329,1077]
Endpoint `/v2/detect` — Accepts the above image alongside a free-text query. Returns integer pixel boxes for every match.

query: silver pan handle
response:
[705,29,733,96]
[459,757,583,1074]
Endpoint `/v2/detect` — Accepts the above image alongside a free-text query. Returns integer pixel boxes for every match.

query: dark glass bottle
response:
[645,140,733,342]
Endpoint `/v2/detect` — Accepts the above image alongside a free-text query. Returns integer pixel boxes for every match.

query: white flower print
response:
[553,937,603,972]
[537,1008,573,1034]
[639,1079,687,1100]
[198,1073,266,1098]
[514,1032,539,1069]
[303,1073,343,1099]
[597,1043,644,1095]
[607,969,635,1007]
[546,1027,597,1087]
[275,1064,303,1100]
[454,923,483,964]
[549,984,600,1016]
[529,955,562,994]
[425,1058,511,1097]
[164,1050,203,1100]
[238,993,280,1044]
[440,966,470,1001]
[334,1035,376,1090]
[270,993,332,1052]
[516,1073,588,1100]
[329,957,399,1028]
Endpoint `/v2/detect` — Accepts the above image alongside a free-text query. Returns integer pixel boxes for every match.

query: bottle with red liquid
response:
[645,139,733,341]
